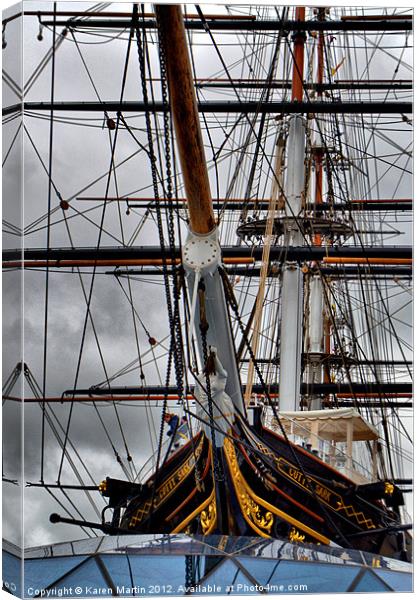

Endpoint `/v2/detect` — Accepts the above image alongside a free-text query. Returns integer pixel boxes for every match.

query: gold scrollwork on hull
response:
[171,487,215,534]
[289,527,306,543]
[224,438,274,537]
[241,492,274,534]
[200,490,217,535]
[224,437,330,545]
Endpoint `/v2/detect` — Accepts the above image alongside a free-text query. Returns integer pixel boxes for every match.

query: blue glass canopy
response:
[3,534,412,597]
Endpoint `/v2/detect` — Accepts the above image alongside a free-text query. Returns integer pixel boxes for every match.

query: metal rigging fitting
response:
[182,228,221,276]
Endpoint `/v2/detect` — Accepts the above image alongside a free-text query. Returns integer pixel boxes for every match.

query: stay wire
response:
[25,366,103,519]
[57,15,135,483]
[2,121,22,168]
[40,2,57,484]
[219,266,353,545]
[60,207,137,480]
[44,486,96,538]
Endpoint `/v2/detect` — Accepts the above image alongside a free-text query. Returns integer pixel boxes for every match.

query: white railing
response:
[264,411,375,483]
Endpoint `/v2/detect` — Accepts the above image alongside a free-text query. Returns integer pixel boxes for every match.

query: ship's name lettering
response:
[281,462,334,506]
[132,455,195,523]
[289,467,306,485]
[156,458,194,503]
[135,439,205,519]
[314,484,331,503]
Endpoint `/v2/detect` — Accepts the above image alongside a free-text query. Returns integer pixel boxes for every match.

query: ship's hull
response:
[121,419,406,560]
[223,416,404,558]
[121,432,217,534]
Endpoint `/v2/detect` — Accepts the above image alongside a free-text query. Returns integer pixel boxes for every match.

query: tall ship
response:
[2,2,413,595]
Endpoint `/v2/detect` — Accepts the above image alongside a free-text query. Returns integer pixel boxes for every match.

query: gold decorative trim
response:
[255,443,340,507]
[200,489,217,535]
[224,438,330,545]
[253,441,377,531]
[289,527,306,543]
[171,440,217,535]
[218,535,229,551]
[336,501,376,530]
[224,438,272,538]
[171,487,215,534]
[384,482,395,495]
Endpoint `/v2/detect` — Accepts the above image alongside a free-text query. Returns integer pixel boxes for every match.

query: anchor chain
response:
[185,555,195,588]
[155,7,209,501]
[134,8,186,530]
[156,13,185,407]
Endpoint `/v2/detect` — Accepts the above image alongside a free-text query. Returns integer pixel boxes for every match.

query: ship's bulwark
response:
[113,417,409,562]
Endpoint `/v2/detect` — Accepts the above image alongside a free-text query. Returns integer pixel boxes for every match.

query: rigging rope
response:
[57,15,135,483]
[219,266,356,544]
[41,1,57,483]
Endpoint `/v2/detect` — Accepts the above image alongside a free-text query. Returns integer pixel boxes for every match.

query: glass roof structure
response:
[2,535,412,597]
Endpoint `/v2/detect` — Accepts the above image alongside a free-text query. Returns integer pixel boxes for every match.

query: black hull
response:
[118,418,406,560]
[121,432,216,534]
[222,416,405,558]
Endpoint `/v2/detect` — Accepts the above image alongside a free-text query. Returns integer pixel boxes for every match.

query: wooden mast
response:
[291,7,306,102]
[155,4,215,235]
[155,4,245,425]
[243,134,285,406]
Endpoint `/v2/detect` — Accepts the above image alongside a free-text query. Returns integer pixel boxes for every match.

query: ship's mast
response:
[278,7,306,411]
[153,6,215,235]
[155,4,244,424]
[306,7,326,410]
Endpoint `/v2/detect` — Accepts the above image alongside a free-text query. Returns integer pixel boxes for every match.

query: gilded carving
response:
[289,527,306,543]
[384,482,395,495]
[224,438,330,545]
[224,438,274,535]
[241,492,274,532]
[200,490,217,534]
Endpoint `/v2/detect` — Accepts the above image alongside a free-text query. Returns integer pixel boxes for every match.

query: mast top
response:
[156,4,215,235]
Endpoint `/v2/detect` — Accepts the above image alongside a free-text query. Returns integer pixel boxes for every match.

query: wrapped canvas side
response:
[0,2,414,597]
[2,2,24,597]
